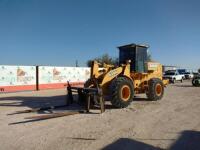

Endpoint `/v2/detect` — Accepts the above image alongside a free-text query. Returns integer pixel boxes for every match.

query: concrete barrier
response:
[38,66,90,90]
[0,65,90,92]
[0,65,36,92]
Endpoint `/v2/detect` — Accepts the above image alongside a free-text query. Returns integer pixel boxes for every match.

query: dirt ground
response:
[0,80,200,150]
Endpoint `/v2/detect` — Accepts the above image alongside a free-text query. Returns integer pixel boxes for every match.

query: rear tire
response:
[110,77,134,108]
[146,78,164,101]
[192,78,200,87]
[180,78,183,83]
[172,78,175,84]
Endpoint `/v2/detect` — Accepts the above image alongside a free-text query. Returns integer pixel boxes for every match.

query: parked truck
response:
[164,70,184,83]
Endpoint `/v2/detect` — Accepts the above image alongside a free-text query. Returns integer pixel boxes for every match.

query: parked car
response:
[164,71,184,83]
[177,69,187,79]
[184,72,194,79]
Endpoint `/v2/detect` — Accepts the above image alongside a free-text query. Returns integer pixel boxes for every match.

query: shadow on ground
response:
[0,92,161,125]
[0,94,85,124]
[133,97,149,101]
[101,138,162,150]
[0,95,68,109]
[0,94,119,111]
[0,93,119,124]
[169,130,200,150]
[102,130,200,150]
[0,94,150,111]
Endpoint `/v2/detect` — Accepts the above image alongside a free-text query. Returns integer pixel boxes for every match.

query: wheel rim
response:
[155,84,162,96]
[121,85,131,101]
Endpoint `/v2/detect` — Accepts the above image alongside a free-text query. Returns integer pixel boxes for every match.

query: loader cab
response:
[118,43,149,73]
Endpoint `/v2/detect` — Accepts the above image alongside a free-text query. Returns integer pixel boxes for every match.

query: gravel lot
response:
[0,80,200,150]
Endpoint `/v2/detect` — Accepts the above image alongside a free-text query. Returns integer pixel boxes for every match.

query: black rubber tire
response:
[192,78,200,87]
[172,78,175,84]
[110,77,134,108]
[180,78,183,83]
[146,78,164,101]
[192,78,196,86]
[195,80,200,87]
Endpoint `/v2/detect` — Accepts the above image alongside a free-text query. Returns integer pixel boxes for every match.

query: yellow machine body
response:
[83,43,169,109]
[90,61,168,95]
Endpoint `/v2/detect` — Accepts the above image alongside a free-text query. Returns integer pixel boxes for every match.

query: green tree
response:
[87,53,118,67]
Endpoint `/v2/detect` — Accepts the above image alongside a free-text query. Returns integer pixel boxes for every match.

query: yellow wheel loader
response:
[11,43,169,121]
[68,43,168,112]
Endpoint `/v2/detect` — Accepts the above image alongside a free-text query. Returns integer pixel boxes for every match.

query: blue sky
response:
[0,0,200,69]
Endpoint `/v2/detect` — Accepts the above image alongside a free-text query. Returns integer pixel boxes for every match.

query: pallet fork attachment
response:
[8,82,105,122]
[67,81,105,113]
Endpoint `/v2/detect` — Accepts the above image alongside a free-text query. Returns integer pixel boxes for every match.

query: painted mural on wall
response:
[39,66,90,84]
[0,66,36,86]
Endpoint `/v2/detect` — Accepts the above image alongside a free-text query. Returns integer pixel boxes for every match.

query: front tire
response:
[146,78,164,101]
[180,78,183,83]
[171,78,175,84]
[110,77,134,108]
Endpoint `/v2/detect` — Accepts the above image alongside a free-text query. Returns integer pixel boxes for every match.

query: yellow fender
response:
[101,67,123,86]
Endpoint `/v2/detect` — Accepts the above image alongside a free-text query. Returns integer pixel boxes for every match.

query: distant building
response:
[163,65,197,73]
[163,65,177,72]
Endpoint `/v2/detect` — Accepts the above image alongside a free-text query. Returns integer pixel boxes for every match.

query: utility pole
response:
[75,60,79,67]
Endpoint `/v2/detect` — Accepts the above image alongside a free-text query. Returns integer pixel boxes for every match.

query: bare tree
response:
[86,53,118,67]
